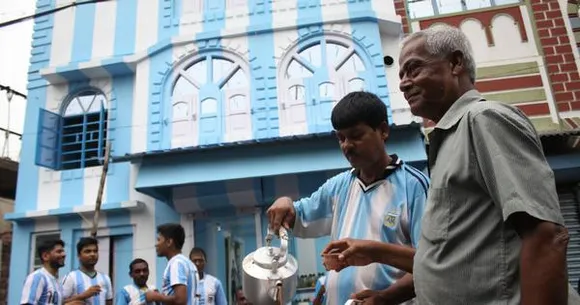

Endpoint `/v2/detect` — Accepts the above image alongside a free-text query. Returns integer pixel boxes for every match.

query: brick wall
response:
[0,232,11,305]
[394,0,411,34]
[533,0,580,113]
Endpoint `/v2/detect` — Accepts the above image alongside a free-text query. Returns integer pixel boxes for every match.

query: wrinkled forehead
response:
[399,36,430,65]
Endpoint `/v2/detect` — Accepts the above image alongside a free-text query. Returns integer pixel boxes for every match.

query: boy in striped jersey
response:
[116,258,158,305]
[145,223,198,305]
[61,237,113,305]
[21,239,66,305]
[268,91,429,305]
[189,247,226,305]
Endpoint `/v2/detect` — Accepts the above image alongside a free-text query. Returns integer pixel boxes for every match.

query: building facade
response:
[6,1,428,304]
[396,0,580,286]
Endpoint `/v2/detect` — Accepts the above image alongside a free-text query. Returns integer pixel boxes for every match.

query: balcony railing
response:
[406,0,521,19]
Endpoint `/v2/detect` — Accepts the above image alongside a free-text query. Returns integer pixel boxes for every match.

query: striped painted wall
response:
[10,1,422,304]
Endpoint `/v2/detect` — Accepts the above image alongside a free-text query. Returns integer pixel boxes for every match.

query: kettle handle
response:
[265,226,289,260]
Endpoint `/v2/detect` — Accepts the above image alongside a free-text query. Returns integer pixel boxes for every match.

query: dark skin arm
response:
[145,285,188,305]
[512,212,569,305]
[106,300,112,305]
[312,285,325,305]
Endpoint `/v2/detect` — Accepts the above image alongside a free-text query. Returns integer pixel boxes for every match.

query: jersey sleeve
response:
[61,272,75,299]
[292,173,344,238]
[169,260,188,287]
[406,167,429,248]
[20,273,44,305]
[214,279,227,305]
[470,105,564,226]
[104,275,113,300]
[115,288,130,305]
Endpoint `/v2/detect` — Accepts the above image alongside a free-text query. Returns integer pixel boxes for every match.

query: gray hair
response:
[401,24,476,83]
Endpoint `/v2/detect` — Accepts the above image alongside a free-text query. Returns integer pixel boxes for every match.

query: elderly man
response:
[323,24,580,305]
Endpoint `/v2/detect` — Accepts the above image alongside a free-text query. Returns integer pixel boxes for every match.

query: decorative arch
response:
[276,30,375,136]
[162,43,253,148]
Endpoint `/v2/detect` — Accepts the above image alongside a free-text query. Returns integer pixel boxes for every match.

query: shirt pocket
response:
[421,187,450,243]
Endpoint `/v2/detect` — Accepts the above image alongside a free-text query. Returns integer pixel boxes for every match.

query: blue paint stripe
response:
[11,4,55,302]
[58,215,84,277]
[113,0,137,56]
[247,0,279,139]
[71,1,96,62]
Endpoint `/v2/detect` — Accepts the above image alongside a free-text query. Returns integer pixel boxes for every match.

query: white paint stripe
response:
[91,0,116,59]
[225,1,248,31]
[135,0,159,52]
[179,0,204,36]
[131,59,149,153]
[181,214,194,254]
[49,0,75,66]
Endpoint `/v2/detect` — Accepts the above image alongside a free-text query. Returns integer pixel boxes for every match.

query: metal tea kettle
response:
[242,227,298,305]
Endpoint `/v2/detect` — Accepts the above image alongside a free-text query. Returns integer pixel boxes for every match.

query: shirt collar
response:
[434,89,484,131]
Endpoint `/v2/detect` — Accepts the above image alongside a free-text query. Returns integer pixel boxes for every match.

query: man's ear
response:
[450,50,465,77]
[379,121,390,142]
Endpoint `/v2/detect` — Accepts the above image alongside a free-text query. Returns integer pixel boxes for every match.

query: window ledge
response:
[38,10,401,85]
[5,200,145,221]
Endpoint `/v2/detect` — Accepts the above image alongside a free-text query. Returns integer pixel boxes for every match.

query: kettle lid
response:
[252,246,288,270]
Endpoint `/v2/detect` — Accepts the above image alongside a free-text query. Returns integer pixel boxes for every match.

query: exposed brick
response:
[559,35,570,44]
[532,3,549,11]
[571,101,580,110]
[570,72,580,80]
[563,53,575,63]
[546,54,563,64]
[546,11,562,19]
[534,12,547,21]
[549,1,561,10]
[548,64,560,74]
[541,37,559,46]
[574,91,580,101]
[551,73,569,82]
[552,82,566,92]
[554,18,565,27]
[517,103,550,116]
[555,44,573,54]
[544,46,556,55]
[555,91,574,101]
[565,81,580,91]
[537,20,554,28]
[550,27,567,37]
[560,63,577,72]
[558,102,571,112]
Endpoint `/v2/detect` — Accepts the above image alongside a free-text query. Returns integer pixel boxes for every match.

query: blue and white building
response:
[6,0,427,303]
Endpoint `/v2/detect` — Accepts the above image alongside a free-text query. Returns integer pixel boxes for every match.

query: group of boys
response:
[20,223,227,305]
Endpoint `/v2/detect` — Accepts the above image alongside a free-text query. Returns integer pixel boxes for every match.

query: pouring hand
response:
[321,238,380,271]
[267,197,296,234]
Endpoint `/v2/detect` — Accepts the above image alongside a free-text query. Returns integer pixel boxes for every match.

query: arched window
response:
[60,89,108,170]
[279,37,370,135]
[170,54,251,147]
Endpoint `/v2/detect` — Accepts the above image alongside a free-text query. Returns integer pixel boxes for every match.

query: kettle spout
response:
[274,280,283,304]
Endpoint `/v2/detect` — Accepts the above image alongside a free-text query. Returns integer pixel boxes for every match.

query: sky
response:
[0,0,35,161]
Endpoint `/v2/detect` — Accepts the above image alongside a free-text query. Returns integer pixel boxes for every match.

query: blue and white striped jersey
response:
[115,284,157,305]
[293,156,429,305]
[197,274,227,305]
[21,267,64,305]
[161,254,198,305]
[61,269,113,305]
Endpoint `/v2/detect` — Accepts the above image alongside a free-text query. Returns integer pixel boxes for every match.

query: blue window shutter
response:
[35,108,62,170]
[97,104,105,163]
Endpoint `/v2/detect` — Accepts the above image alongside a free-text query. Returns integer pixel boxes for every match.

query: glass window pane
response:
[319,82,335,99]
[174,76,198,96]
[348,78,365,92]
[339,54,365,73]
[201,98,218,114]
[213,58,234,83]
[407,0,435,18]
[186,60,207,85]
[494,0,519,5]
[86,94,106,113]
[64,98,84,116]
[438,0,463,14]
[298,44,322,67]
[229,95,246,112]
[466,0,491,10]
[288,85,305,100]
[223,69,248,89]
[173,102,189,120]
[286,60,313,79]
[326,42,348,67]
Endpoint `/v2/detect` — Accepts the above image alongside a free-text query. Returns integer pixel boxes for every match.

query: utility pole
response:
[0,85,26,160]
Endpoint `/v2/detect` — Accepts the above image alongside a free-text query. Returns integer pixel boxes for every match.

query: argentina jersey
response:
[117,284,157,305]
[61,270,113,305]
[21,267,64,305]
[161,254,198,305]
[197,274,227,305]
[292,156,429,305]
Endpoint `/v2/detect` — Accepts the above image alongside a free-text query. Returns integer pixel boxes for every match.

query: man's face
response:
[78,244,98,267]
[43,244,66,269]
[398,37,456,121]
[155,234,169,257]
[236,290,250,305]
[190,253,206,273]
[130,262,149,287]
[335,122,388,170]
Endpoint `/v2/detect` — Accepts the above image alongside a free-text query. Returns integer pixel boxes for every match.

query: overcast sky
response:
[0,0,34,161]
